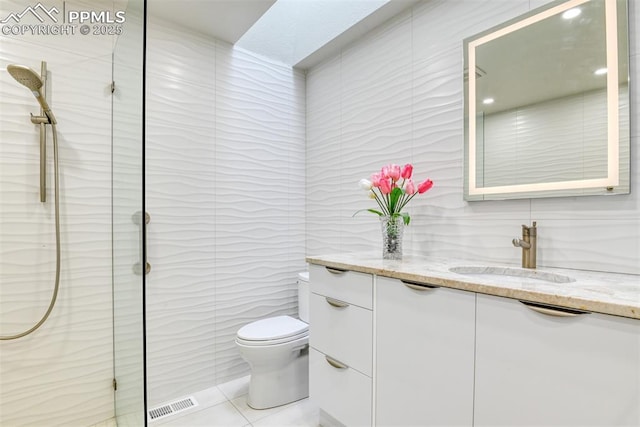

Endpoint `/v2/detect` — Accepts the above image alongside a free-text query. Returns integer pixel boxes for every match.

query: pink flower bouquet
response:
[356,163,433,225]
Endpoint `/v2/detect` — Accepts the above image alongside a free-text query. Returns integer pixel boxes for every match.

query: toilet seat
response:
[237,315,308,346]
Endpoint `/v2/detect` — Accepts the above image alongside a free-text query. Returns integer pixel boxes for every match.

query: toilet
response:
[236,271,309,409]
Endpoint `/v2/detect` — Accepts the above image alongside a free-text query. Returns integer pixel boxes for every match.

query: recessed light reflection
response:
[594,68,608,75]
[483,98,494,105]
[562,8,581,19]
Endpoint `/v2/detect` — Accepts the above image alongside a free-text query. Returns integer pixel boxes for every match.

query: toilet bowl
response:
[236,272,310,409]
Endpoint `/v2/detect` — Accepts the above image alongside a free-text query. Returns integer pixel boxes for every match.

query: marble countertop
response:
[306,252,640,320]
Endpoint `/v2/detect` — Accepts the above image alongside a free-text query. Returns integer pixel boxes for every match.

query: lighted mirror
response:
[464,0,629,200]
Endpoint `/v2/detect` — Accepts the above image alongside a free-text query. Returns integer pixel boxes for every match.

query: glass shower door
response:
[112,0,146,424]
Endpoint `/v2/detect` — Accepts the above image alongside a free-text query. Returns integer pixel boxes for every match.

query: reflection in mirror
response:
[464,0,629,200]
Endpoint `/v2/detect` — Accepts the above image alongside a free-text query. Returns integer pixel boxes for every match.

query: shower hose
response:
[1,123,61,340]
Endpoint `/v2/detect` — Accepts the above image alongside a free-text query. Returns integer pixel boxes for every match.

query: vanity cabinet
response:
[474,294,640,426]
[308,261,639,427]
[308,264,374,426]
[376,276,476,426]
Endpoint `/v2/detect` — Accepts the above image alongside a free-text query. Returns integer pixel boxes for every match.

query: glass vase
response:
[380,215,404,260]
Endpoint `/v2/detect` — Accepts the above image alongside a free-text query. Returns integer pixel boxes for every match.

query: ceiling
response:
[147,0,420,69]
[235,0,389,67]
[148,0,277,46]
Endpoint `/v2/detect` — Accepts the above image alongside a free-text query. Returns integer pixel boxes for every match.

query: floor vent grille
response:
[148,396,198,421]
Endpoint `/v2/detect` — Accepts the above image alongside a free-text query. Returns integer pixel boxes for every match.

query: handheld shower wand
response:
[2,62,61,340]
[7,63,55,203]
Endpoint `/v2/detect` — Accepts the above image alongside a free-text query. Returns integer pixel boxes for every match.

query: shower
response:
[1,62,61,340]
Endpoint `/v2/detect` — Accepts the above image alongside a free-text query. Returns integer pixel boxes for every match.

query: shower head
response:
[7,64,43,91]
[6,64,56,124]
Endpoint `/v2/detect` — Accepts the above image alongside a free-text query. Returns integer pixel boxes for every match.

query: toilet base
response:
[247,348,309,409]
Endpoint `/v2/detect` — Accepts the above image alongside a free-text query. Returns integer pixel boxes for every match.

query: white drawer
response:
[309,264,372,309]
[310,347,372,427]
[309,292,373,376]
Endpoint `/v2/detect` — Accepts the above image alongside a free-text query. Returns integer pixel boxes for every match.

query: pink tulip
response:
[404,180,416,195]
[379,178,392,194]
[418,179,434,194]
[401,164,413,179]
[388,164,401,181]
[381,164,401,181]
[381,165,390,179]
[370,172,382,187]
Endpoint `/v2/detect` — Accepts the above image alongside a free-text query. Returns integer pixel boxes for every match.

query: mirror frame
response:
[464,0,627,199]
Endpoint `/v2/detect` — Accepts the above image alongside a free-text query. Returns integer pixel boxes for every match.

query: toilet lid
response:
[237,315,308,341]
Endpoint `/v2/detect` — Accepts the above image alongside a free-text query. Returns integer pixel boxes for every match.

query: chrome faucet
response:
[512,221,537,269]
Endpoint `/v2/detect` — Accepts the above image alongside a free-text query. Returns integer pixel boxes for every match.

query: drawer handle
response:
[401,280,439,291]
[325,355,348,370]
[325,297,349,308]
[325,266,347,275]
[520,301,588,317]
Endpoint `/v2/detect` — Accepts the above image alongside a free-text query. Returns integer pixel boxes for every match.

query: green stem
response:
[372,190,389,215]
[384,192,390,214]
[397,192,418,212]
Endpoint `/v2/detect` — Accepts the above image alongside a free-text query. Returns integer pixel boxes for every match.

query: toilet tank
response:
[297,271,309,323]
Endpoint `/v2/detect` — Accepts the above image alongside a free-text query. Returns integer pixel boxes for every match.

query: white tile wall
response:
[145,15,306,406]
[306,0,640,275]
[0,1,125,426]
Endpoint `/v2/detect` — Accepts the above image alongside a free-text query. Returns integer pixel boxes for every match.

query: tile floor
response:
[149,376,319,427]
[91,375,319,427]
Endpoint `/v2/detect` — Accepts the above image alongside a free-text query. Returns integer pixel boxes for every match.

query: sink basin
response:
[449,266,575,284]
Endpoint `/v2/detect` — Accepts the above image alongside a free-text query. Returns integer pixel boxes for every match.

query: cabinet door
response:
[475,293,640,427]
[376,277,476,426]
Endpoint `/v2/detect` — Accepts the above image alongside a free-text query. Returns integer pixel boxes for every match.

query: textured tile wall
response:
[145,16,306,406]
[0,1,121,426]
[306,0,639,275]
